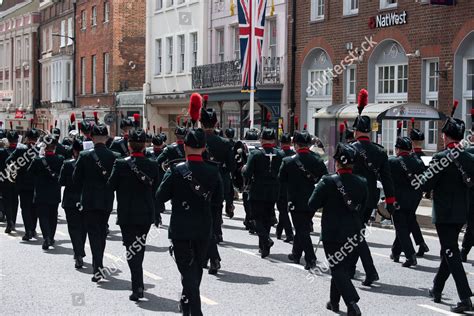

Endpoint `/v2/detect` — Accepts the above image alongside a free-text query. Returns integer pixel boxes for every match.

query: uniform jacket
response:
[467,145,474,221]
[109,137,129,157]
[156,142,185,167]
[308,171,367,243]
[277,146,296,201]
[28,152,64,205]
[413,148,425,159]
[243,145,284,202]
[59,158,82,209]
[388,153,426,211]
[0,145,17,188]
[204,132,236,174]
[108,154,160,226]
[425,143,474,224]
[279,149,328,212]
[156,156,223,240]
[73,143,119,211]
[6,144,41,191]
[56,143,72,159]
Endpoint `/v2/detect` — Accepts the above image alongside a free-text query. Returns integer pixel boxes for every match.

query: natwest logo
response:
[369,11,408,29]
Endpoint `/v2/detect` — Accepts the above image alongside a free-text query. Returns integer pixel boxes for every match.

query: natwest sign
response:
[369,11,408,29]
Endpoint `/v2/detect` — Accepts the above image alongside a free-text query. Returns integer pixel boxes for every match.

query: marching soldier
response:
[350,89,395,286]
[275,132,295,242]
[410,118,426,158]
[461,110,474,262]
[51,121,72,159]
[242,127,283,258]
[73,122,119,282]
[156,128,223,315]
[1,128,19,233]
[279,130,327,269]
[198,94,234,273]
[241,128,259,233]
[224,123,236,217]
[156,122,187,171]
[309,143,365,316]
[109,114,134,157]
[59,138,87,269]
[28,135,64,250]
[388,124,426,268]
[7,122,41,241]
[344,120,356,144]
[108,126,160,301]
[425,103,473,313]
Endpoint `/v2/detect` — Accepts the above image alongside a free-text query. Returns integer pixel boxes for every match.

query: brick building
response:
[75,0,145,136]
[288,0,474,155]
[0,0,40,133]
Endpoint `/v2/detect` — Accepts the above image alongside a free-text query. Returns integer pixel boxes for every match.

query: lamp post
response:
[52,33,76,108]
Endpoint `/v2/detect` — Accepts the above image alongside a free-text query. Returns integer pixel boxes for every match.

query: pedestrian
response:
[156,128,223,315]
[242,127,283,258]
[425,102,473,313]
[73,121,119,282]
[108,125,160,301]
[279,130,327,269]
[309,143,365,316]
[28,135,64,250]
[59,138,87,269]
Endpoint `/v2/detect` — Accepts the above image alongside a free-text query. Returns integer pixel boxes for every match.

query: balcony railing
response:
[192,56,282,90]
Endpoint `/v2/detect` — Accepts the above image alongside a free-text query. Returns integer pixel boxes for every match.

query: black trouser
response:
[291,211,315,262]
[38,204,58,241]
[324,242,360,306]
[173,239,209,316]
[243,191,253,227]
[207,204,221,261]
[223,172,234,209]
[409,212,425,246]
[276,199,293,238]
[65,207,87,258]
[3,186,18,225]
[84,209,108,274]
[433,223,472,300]
[19,190,37,233]
[348,221,377,277]
[120,224,151,292]
[251,201,275,249]
[462,219,473,251]
[392,210,416,258]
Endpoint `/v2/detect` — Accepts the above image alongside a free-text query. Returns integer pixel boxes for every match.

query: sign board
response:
[372,122,379,132]
[0,90,13,102]
[369,11,408,29]
[15,110,25,119]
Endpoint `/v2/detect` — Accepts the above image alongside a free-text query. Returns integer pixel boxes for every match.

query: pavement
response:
[0,201,473,316]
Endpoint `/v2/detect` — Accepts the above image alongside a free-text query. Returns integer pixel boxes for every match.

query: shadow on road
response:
[213,269,274,285]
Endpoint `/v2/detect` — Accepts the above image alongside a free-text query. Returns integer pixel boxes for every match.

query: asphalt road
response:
[0,201,473,315]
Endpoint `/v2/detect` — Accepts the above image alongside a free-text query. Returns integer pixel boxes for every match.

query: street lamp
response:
[52,33,76,108]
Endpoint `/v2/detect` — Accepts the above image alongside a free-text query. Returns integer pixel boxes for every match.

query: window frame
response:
[104,1,110,23]
[345,66,356,103]
[155,39,162,75]
[310,0,325,22]
[60,20,66,48]
[343,0,359,16]
[166,36,173,74]
[216,28,225,62]
[178,34,185,73]
[91,6,97,27]
[91,55,97,94]
[380,0,397,10]
[190,32,198,69]
[81,57,86,95]
[103,53,109,93]
[81,10,87,30]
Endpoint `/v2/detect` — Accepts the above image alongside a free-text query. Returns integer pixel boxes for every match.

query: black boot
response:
[326,301,340,313]
[75,257,84,269]
[179,296,191,316]
[460,247,470,263]
[91,270,104,283]
[347,302,362,316]
[304,260,317,271]
[208,259,221,275]
[362,273,379,286]
[390,253,400,263]
[129,292,140,302]
[22,231,33,241]
[42,238,50,250]
[416,242,429,257]
[450,298,473,313]
[428,288,442,303]
[288,253,300,264]
[276,227,283,240]
[137,287,144,298]
[4,221,13,234]
[225,204,235,219]
[284,235,294,243]
[402,254,417,268]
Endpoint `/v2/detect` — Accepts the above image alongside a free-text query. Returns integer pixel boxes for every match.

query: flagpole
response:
[249,0,255,129]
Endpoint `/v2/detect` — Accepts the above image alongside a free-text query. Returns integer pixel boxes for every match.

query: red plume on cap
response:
[411,117,415,128]
[93,111,98,124]
[303,123,307,131]
[397,121,403,137]
[202,94,209,109]
[188,93,202,125]
[176,115,181,126]
[70,113,76,123]
[339,123,345,134]
[266,112,271,122]
[294,116,299,130]
[82,111,86,120]
[357,89,369,116]
[10,121,13,130]
[228,119,232,128]
[133,113,140,122]
[451,99,459,117]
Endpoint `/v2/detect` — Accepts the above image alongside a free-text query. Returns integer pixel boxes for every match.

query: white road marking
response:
[200,295,218,306]
[418,304,457,315]
[233,248,258,257]
[56,231,67,237]
[372,252,390,259]
[143,270,162,280]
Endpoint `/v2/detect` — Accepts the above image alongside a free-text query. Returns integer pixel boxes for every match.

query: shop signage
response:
[15,110,25,119]
[430,0,455,5]
[369,11,408,29]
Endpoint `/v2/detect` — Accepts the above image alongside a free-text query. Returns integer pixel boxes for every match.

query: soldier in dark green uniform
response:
[425,114,473,313]
[157,125,186,171]
[28,135,64,250]
[350,89,395,286]
[388,132,426,267]
[51,123,72,159]
[109,115,134,157]
[1,129,19,233]
[146,132,165,160]
[7,125,41,241]
[73,123,119,282]
[108,127,160,301]
[309,143,365,316]
[276,132,295,243]
[241,128,259,233]
[224,125,236,218]
[242,128,283,258]
[461,111,474,262]
[156,128,223,315]
[59,139,87,269]
[280,130,327,269]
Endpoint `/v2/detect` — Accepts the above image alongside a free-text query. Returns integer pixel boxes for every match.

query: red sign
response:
[15,110,25,119]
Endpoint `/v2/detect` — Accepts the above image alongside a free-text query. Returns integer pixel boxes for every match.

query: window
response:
[377,64,408,95]
[167,0,174,7]
[60,20,66,47]
[167,37,173,74]
[103,53,109,93]
[91,6,97,26]
[232,26,240,60]
[268,19,276,58]
[346,67,356,103]
[308,70,332,97]
[15,81,21,104]
[49,26,53,50]
[42,28,47,52]
[427,101,438,146]
[156,0,163,11]
[15,38,21,67]
[311,0,324,21]
[467,59,474,92]
[216,29,224,62]
[24,37,29,61]
[428,61,439,93]
[190,33,198,68]
[91,55,96,94]
[67,17,73,45]
[104,1,110,22]
[343,0,359,16]
[81,10,86,30]
[81,57,86,95]
[155,39,162,75]
[424,60,439,150]
[397,65,408,93]
[66,62,72,99]
[178,35,185,73]
[0,43,3,69]
[380,0,397,10]
[24,80,29,105]
[177,0,185,4]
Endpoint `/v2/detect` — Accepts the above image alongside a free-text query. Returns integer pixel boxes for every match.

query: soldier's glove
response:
[385,197,397,215]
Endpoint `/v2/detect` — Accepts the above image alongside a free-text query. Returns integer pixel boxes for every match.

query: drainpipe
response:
[289,0,297,133]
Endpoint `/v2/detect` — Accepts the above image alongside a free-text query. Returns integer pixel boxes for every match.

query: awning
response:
[313,102,447,121]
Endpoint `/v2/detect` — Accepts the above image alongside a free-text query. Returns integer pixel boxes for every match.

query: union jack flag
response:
[237,0,268,92]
